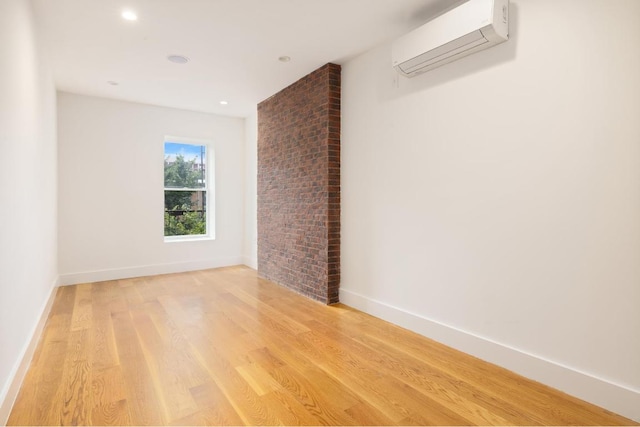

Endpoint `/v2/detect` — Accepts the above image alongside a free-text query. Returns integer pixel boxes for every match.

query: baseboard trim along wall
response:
[59,257,244,286]
[0,278,58,426]
[340,288,640,422]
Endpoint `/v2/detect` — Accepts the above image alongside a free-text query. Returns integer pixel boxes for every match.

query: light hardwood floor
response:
[7,266,636,426]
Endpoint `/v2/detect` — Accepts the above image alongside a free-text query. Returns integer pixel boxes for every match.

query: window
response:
[164,139,213,240]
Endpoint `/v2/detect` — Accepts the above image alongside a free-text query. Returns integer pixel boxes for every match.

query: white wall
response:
[0,0,58,421]
[58,93,245,284]
[243,110,258,269]
[341,0,640,420]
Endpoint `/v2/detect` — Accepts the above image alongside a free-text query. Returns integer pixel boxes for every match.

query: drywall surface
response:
[341,0,639,420]
[243,110,258,269]
[0,0,58,419]
[57,93,245,283]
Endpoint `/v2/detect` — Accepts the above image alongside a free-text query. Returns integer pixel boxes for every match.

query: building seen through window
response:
[164,141,208,238]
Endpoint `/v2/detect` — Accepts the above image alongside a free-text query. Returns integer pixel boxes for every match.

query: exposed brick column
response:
[257,63,341,304]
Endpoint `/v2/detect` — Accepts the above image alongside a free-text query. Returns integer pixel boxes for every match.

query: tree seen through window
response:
[164,141,207,237]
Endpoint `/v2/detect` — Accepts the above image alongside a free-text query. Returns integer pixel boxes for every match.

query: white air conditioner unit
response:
[392,0,509,77]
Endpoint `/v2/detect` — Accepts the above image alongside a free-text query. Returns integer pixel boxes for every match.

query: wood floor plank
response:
[218,291,305,341]
[235,363,282,396]
[129,306,200,423]
[294,328,467,423]
[306,319,517,425]
[168,407,232,427]
[209,291,373,423]
[260,390,332,426]
[144,300,211,389]
[344,401,397,426]
[374,375,473,425]
[6,319,70,425]
[188,381,244,425]
[90,398,131,426]
[111,309,165,425]
[47,329,93,425]
[90,281,120,371]
[262,365,359,425]
[70,283,92,332]
[8,266,638,426]
[48,284,77,317]
[90,366,130,425]
[224,283,312,336]
[341,309,622,425]
[185,334,283,425]
[344,323,541,425]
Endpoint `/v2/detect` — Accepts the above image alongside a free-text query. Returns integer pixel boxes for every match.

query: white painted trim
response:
[164,235,215,243]
[164,136,216,240]
[0,277,58,425]
[339,288,640,422]
[59,257,244,286]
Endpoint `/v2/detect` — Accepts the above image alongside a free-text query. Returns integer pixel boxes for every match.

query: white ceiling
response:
[32,0,447,117]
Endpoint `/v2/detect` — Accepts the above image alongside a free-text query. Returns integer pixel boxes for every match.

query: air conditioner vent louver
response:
[393,0,509,77]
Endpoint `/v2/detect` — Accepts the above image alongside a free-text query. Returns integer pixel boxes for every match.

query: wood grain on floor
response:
[7,266,637,426]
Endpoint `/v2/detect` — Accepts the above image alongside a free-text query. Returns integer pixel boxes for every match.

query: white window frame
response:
[163,136,215,242]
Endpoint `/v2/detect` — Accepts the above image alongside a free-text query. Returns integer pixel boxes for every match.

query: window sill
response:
[164,235,215,243]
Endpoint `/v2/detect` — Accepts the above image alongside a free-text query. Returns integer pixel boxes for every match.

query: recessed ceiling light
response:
[107,81,119,86]
[167,55,189,64]
[278,56,291,63]
[220,101,228,105]
[121,10,138,21]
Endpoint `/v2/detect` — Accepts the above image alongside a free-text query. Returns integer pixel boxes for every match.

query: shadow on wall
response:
[409,0,469,25]
[380,3,520,101]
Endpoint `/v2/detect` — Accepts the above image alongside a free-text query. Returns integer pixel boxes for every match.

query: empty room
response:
[1,0,638,425]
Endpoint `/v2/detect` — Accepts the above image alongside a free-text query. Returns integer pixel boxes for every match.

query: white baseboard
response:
[0,277,58,426]
[340,288,640,422]
[59,257,244,286]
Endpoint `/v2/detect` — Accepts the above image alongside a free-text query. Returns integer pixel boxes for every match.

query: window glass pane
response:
[164,142,206,189]
[164,190,207,236]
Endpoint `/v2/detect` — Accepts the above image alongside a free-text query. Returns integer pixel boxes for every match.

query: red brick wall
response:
[257,63,341,304]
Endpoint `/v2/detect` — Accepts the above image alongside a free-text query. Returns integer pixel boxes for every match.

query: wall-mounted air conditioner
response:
[392,0,509,77]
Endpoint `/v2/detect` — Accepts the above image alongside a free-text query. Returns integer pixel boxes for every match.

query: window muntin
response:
[164,140,210,239]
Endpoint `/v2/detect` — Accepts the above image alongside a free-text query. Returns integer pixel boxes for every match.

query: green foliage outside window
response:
[164,209,206,236]
[164,149,207,237]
